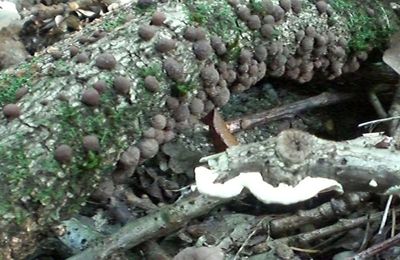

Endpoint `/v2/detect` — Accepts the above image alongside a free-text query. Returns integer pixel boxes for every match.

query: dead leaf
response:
[201,109,239,152]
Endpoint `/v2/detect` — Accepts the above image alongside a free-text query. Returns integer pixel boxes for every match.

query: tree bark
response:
[0,0,396,258]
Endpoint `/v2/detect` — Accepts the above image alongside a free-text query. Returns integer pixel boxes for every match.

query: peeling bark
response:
[0,0,397,258]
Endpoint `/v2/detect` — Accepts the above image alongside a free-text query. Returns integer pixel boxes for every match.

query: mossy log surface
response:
[0,0,396,258]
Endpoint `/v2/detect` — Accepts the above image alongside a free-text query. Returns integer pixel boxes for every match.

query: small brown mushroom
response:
[163,58,184,82]
[95,53,117,70]
[138,25,157,41]
[118,146,140,169]
[138,138,159,158]
[151,11,166,26]
[83,135,100,151]
[69,45,79,58]
[81,88,100,106]
[151,114,167,129]
[193,40,213,60]
[55,144,73,164]
[76,52,89,63]
[184,27,206,42]
[144,75,160,92]
[15,87,28,100]
[3,104,21,119]
[155,38,176,53]
[113,76,132,95]
[93,80,108,93]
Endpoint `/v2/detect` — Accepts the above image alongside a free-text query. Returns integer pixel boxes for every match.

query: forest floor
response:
[2,1,400,259]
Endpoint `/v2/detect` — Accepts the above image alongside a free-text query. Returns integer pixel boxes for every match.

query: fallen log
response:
[0,0,397,258]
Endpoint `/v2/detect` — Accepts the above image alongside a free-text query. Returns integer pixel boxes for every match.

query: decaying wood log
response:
[0,0,397,258]
[69,130,400,259]
[201,129,400,194]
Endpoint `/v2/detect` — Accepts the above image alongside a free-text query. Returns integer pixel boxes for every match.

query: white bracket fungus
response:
[194,166,343,205]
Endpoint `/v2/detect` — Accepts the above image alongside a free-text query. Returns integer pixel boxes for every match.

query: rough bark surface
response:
[0,0,396,258]
[200,129,400,193]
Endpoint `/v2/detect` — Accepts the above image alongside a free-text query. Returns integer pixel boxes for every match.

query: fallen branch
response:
[269,192,370,236]
[227,92,355,133]
[68,193,227,260]
[253,210,388,255]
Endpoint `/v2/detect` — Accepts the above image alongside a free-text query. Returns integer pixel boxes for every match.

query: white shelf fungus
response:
[195,166,343,205]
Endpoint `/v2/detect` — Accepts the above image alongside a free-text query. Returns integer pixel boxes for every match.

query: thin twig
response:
[378,195,393,235]
[358,116,400,127]
[285,210,398,247]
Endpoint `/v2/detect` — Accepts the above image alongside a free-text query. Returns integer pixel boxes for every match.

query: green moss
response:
[0,60,39,107]
[53,59,72,76]
[330,0,396,52]
[184,0,242,43]
[133,2,156,14]
[0,88,147,227]
[226,36,242,61]
[137,63,163,79]
[102,13,127,32]
[172,82,197,96]
[249,0,265,14]
[57,94,139,154]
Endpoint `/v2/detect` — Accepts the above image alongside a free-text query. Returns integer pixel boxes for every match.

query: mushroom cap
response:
[69,45,79,57]
[155,38,176,53]
[163,130,175,142]
[83,135,100,151]
[247,15,261,30]
[189,98,204,114]
[151,11,166,26]
[143,127,156,138]
[54,144,73,164]
[138,25,157,41]
[144,75,160,92]
[200,66,219,87]
[151,114,167,129]
[193,40,213,60]
[173,104,190,122]
[81,88,100,106]
[118,146,140,169]
[138,138,159,159]
[15,87,28,100]
[93,80,108,93]
[3,103,21,119]
[95,53,117,70]
[113,76,132,95]
[184,26,206,42]
[163,58,184,82]
[76,52,89,63]
[316,1,328,14]
[291,0,302,13]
